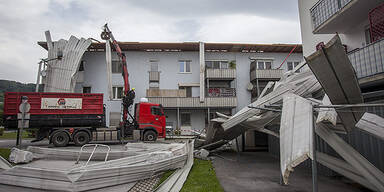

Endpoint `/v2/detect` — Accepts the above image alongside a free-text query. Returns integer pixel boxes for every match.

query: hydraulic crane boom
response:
[101,24,132,126]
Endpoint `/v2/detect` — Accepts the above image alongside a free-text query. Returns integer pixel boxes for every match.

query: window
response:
[287,61,300,71]
[149,82,159,88]
[112,86,124,99]
[112,60,123,73]
[256,60,272,70]
[151,106,163,116]
[79,61,85,71]
[206,60,229,69]
[180,86,192,97]
[181,113,191,126]
[150,60,158,71]
[179,60,191,73]
[83,86,91,93]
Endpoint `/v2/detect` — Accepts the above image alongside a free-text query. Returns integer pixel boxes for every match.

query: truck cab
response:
[134,102,166,141]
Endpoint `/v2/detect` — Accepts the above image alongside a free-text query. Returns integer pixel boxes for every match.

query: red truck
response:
[3,92,166,147]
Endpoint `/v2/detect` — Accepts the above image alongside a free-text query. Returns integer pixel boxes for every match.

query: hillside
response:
[0,80,37,102]
[0,79,38,126]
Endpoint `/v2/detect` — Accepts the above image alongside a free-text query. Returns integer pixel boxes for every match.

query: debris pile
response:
[198,35,384,191]
[0,141,194,192]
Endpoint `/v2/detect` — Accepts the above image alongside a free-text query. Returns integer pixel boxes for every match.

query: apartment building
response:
[298,0,384,173]
[38,41,303,149]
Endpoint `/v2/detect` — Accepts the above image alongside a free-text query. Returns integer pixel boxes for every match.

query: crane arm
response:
[101,24,133,127]
[101,24,130,95]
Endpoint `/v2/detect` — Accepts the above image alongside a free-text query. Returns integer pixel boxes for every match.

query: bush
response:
[0,127,3,136]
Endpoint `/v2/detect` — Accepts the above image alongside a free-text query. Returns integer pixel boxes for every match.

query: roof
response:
[37,41,302,53]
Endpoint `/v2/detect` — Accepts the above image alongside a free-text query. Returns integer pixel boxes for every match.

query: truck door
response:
[151,106,164,133]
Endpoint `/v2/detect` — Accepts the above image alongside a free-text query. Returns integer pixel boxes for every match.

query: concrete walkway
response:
[212,151,368,192]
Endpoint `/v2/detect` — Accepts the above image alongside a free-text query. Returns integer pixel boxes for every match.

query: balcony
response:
[149,71,160,82]
[146,89,186,97]
[206,68,236,79]
[147,97,237,108]
[250,69,283,81]
[310,0,380,34]
[207,88,236,97]
[348,38,384,79]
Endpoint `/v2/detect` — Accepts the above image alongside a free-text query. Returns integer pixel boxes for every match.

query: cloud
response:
[197,14,302,44]
[0,0,301,83]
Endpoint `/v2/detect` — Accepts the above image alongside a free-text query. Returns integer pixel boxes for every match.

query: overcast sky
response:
[0,0,301,83]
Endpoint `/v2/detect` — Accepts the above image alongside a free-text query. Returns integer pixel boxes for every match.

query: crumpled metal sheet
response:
[155,140,194,192]
[280,94,313,184]
[306,35,363,131]
[316,123,384,191]
[44,31,92,93]
[316,94,337,125]
[9,148,33,164]
[0,156,12,170]
[356,112,384,140]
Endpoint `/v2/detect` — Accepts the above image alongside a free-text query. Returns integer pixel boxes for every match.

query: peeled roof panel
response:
[280,94,313,184]
[306,35,363,131]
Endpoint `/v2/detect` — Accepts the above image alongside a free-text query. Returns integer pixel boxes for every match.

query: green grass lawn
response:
[0,131,31,139]
[0,148,11,160]
[180,159,224,192]
[157,159,224,192]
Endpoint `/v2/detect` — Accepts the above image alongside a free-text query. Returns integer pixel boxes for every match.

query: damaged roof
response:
[38,41,302,53]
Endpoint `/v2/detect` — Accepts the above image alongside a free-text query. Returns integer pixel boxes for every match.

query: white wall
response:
[298,0,370,56]
[77,48,303,130]
[298,0,335,57]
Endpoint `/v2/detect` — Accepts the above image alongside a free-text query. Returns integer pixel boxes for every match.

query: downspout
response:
[199,42,205,102]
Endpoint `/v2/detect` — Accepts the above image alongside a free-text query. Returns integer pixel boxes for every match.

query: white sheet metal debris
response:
[105,38,114,100]
[316,94,337,126]
[0,142,193,192]
[155,140,194,192]
[280,94,313,184]
[316,123,384,191]
[202,68,321,148]
[198,34,384,191]
[8,148,33,164]
[44,31,91,92]
[194,148,209,160]
[306,35,363,131]
[316,151,376,191]
[0,156,12,170]
[356,112,384,140]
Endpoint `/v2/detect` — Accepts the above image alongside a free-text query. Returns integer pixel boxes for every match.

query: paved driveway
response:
[212,151,366,192]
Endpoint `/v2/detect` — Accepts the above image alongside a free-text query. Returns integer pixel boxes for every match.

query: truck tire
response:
[73,131,90,146]
[143,130,157,142]
[52,131,69,147]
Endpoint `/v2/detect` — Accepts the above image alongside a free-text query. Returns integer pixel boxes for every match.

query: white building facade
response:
[38,41,303,149]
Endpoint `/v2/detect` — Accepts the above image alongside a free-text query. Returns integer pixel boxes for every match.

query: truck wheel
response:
[73,131,90,146]
[52,131,69,147]
[143,130,157,142]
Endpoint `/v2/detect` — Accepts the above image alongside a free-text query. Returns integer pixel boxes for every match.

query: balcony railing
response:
[310,0,352,31]
[348,38,384,79]
[147,97,237,108]
[206,68,236,79]
[146,89,186,97]
[149,71,160,82]
[250,69,283,81]
[207,88,236,97]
